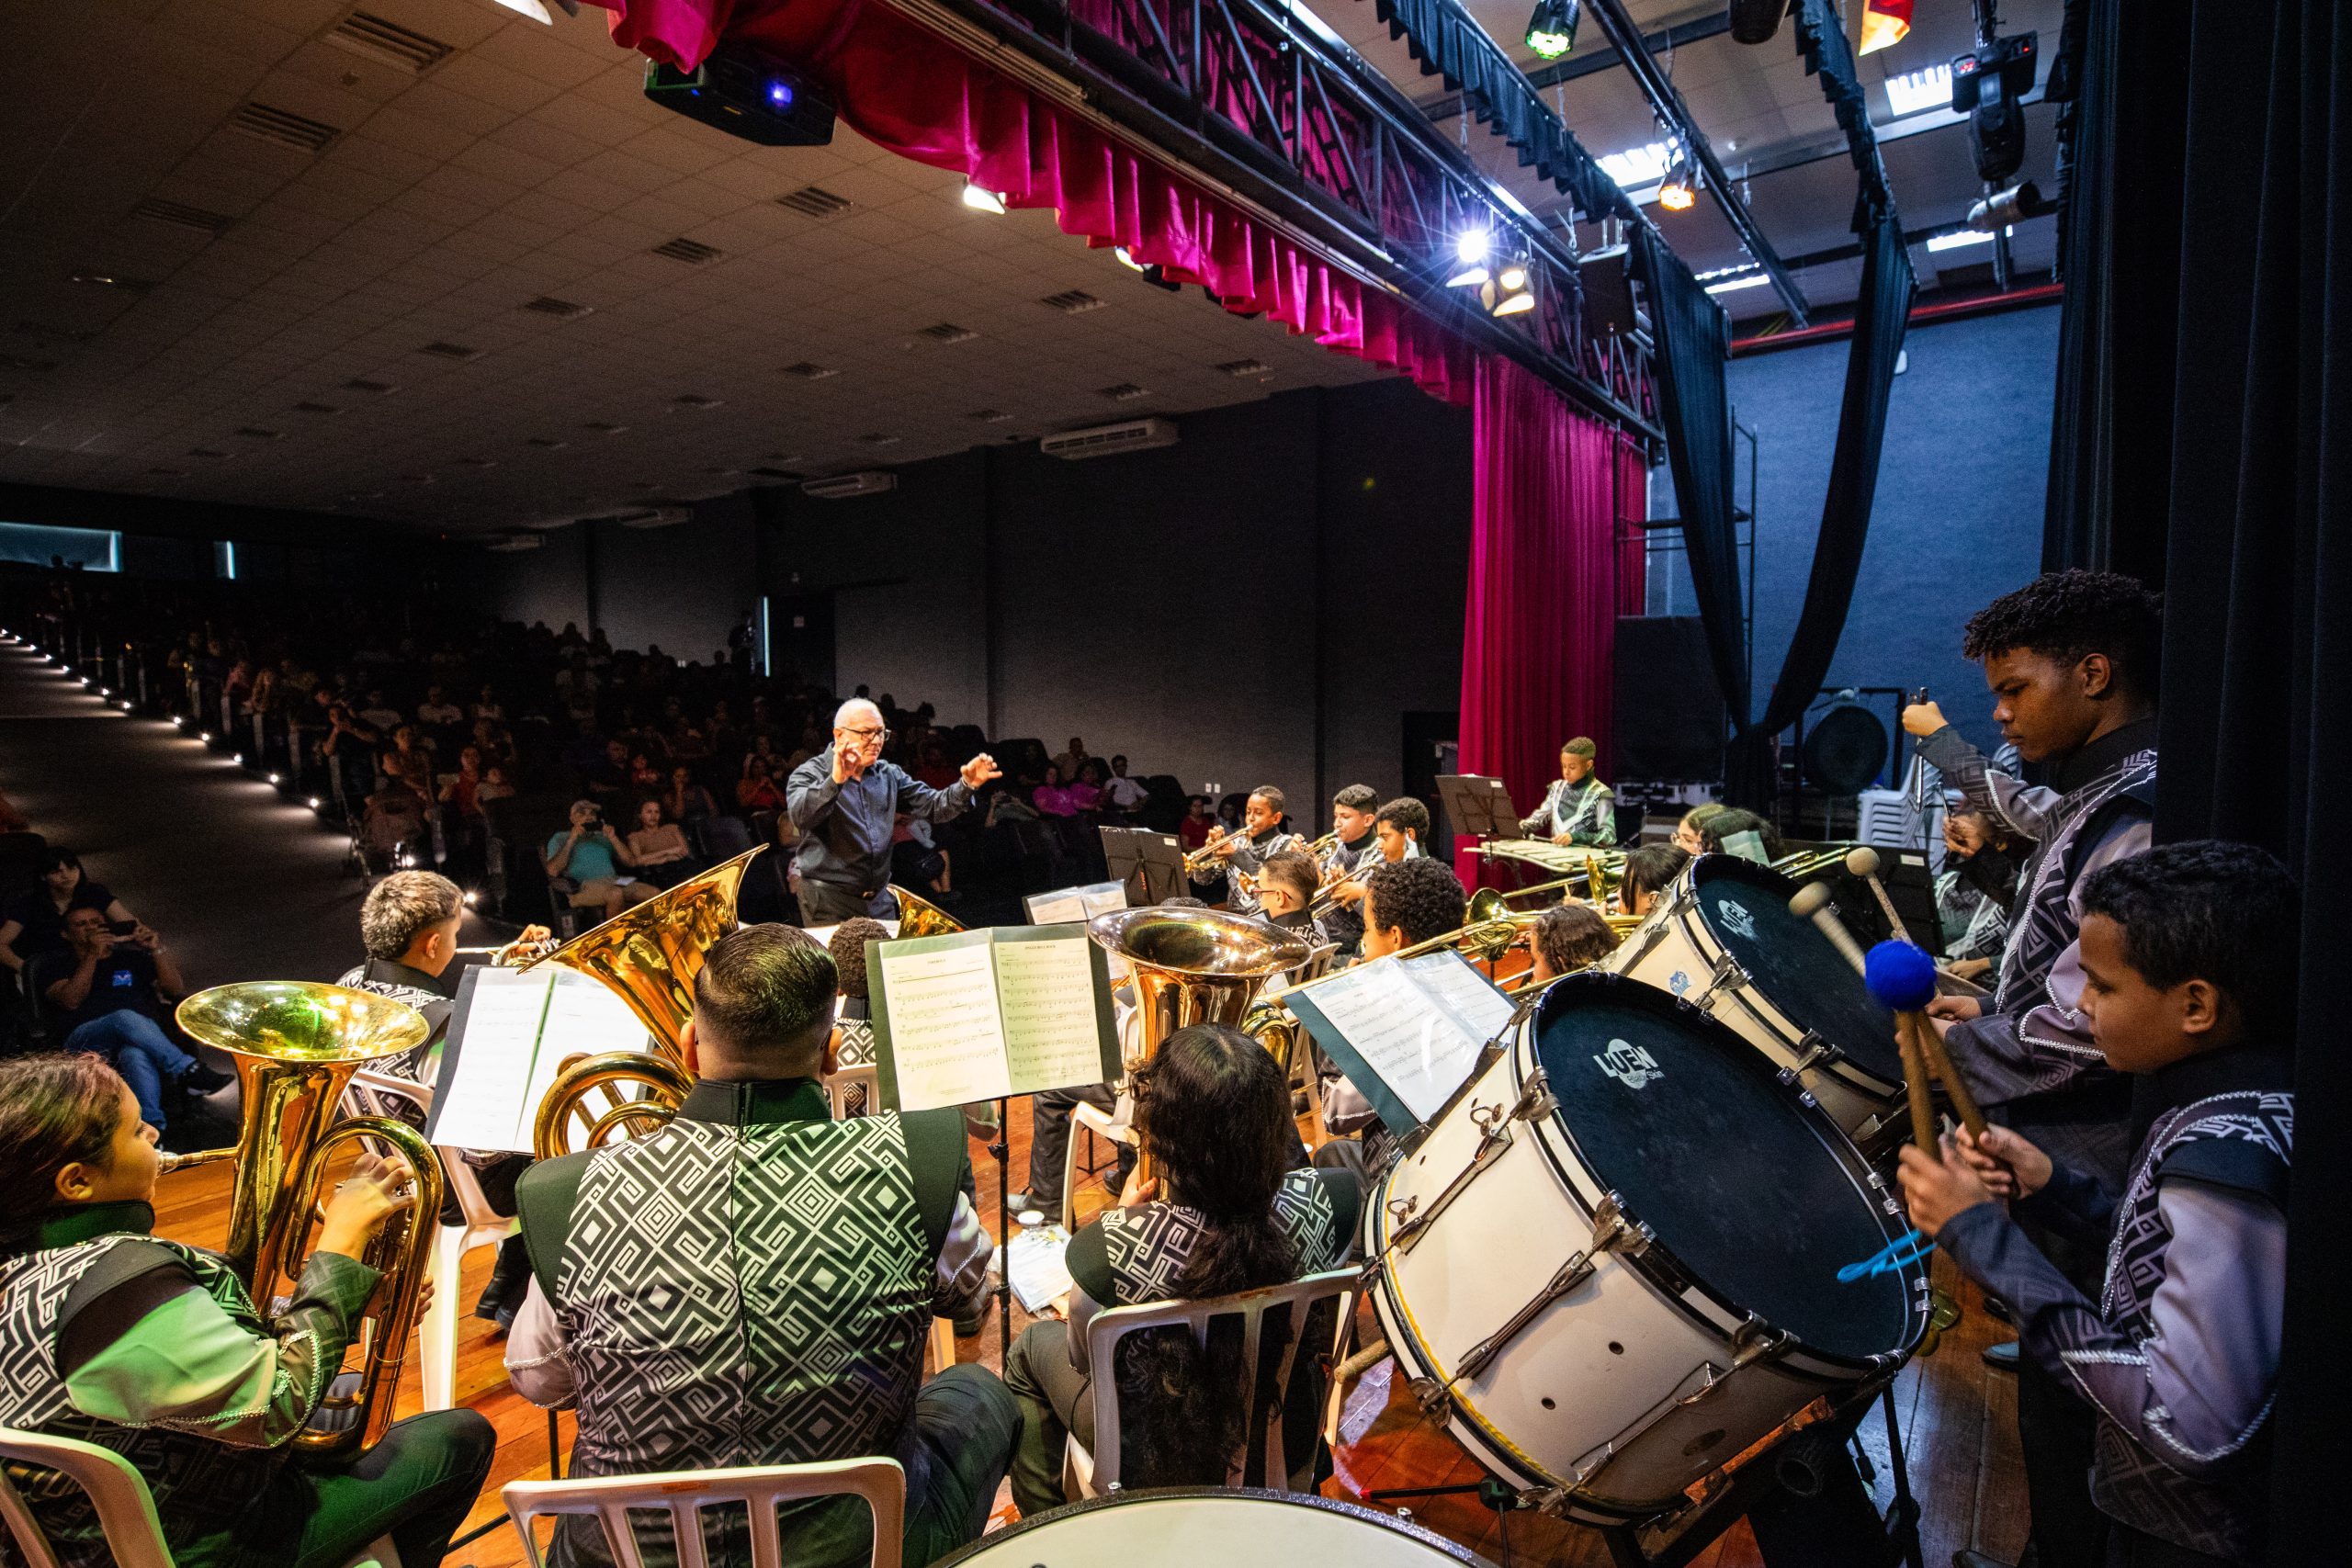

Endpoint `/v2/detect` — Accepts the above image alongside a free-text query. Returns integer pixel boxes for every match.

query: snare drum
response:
[933,1487,1487,1567]
[1607,853,1905,1145]
[1365,973,1925,1521]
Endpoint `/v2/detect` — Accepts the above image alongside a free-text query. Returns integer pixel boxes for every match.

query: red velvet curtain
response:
[584,0,1474,402]
[1457,356,1625,819]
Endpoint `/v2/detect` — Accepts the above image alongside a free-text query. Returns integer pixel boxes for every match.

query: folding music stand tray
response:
[1100,827,1187,904]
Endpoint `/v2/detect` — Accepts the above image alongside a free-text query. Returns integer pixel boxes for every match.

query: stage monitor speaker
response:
[1613,617,1725,781]
[1579,246,1638,338]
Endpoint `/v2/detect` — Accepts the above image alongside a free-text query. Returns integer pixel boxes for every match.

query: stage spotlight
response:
[1492,288,1537,317]
[961,184,1007,214]
[1657,155,1697,211]
[1968,180,2043,231]
[310,796,323,809]
[1481,262,1535,317]
[1448,230,1492,288]
[1524,0,1579,61]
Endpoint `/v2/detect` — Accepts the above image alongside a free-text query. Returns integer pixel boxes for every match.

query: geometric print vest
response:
[555,1112,931,1481]
[2075,1089,2292,1558]
[1093,1168,1344,1305]
[0,1235,289,1568]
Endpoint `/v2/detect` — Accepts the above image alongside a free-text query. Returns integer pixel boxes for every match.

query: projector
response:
[645,44,835,147]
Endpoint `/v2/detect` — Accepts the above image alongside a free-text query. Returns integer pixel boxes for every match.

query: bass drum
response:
[1607,853,1905,1148]
[1365,973,1925,1521]
[933,1488,1490,1567]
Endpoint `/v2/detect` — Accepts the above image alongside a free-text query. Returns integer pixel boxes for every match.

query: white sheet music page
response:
[876,939,1011,1109]
[1397,950,1516,1043]
[429,967,654,1153]
[1301,955,1494,1123]
[994,935,1107,1094]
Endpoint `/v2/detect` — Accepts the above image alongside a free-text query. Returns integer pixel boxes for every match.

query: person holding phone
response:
[26,908,228,1142]
[0,848,143,975]
[543,799,656,923]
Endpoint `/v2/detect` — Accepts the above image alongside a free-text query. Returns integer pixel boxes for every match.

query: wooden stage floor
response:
[154,1100,2027,1568]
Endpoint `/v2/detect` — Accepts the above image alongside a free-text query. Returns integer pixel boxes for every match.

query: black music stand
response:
[1436,773,1521,840]
[1101,826,1186,903]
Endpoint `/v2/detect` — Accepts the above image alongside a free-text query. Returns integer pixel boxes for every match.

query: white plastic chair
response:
[1063,1268,1356,1500]
[343,1068,520,1412]
[503,1456,905,1568]
[0,1427,401,1568]
[1061,1098,1133,1228]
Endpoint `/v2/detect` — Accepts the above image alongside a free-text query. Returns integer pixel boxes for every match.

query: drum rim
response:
[929,1486,1495,1566]
[1664,855,1904,1098]
[1521,972,1929,1369]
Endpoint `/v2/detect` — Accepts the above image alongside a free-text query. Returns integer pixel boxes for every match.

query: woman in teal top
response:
[0,1054,494,1568]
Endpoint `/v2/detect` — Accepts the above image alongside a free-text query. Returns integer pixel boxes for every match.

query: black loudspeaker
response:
[1802,703,1888,795]
[1578,246,1638,338]
[1614,617,1725,781]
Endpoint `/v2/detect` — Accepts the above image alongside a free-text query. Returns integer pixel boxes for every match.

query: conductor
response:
[787,698,1001,923]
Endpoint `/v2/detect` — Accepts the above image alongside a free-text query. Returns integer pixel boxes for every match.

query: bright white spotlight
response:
[309,796,323,809]
[199,731,212,741]
[268,773,281,784]
[172,717,185,728]
[232,753,244,765]
[1493,290,1537,317]
[961,184,1007,214]
[1498,261,1531,292]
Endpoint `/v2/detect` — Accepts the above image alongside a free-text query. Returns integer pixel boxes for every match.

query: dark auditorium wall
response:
[1719,302,2059,756]
[761,379,1476,803]
[481,494,760,665]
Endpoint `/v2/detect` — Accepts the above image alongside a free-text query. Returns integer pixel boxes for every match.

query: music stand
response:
[1101,826,1187,904]
[1436,773,1521,840]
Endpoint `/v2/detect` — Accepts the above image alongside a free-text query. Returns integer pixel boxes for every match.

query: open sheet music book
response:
[427,965,653,1153]
[1280,949,1515,1132]
[867,925,1120,1112]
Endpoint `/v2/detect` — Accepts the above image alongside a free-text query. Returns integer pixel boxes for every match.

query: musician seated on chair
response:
[1527,903,1620,985]
[1253,851,1329,947]
[1315,784,1383,953]
[0,1054,494,1568]
[1187,785,1303,917]
[1616,844,1690,920]
[824,916,890,1116]
[1695,807,1785,863]
[504,924,1015,1568]
[1001,1025,1361,1517]
[1321,795,1429,918]
[1313,857,1468,1180]
[1518,737,1616,847]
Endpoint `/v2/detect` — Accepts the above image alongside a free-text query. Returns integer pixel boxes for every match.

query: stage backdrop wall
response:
[763,378,1475,805]
[482,494,760,670]
[1702,302,2059,758]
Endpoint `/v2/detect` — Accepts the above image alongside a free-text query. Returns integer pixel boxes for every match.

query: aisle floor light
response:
[1524,0,1579,60]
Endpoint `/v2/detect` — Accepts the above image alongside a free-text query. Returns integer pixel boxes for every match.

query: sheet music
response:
[1398,951,1517,1043]
[995,935,1108,1092]
[875,940,1011,1109]
[428,968,651,1153]
[1005,1224,1075,1313]
[1024,882,1128,927]
[1294,958,1492,1123]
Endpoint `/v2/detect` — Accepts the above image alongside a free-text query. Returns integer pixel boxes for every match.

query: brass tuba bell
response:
[888,884,966,939]
[168,982,444,1458]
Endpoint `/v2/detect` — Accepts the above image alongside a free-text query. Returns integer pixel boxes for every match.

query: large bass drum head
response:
[1689,854,1902,1086]
[933,1489,1488,1566]
[1532,973,1912,1361]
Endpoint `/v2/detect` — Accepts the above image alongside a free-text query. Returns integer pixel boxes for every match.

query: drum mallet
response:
[1861,941,1989,1146]
[1790,882,1870,976]
[1844,846,1910,939]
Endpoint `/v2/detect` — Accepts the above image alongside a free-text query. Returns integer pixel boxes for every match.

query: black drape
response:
[2049,6,2350,1564]
[1633,227,1752,744]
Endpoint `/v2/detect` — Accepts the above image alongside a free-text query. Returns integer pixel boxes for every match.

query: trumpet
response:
[1307,854,1380,918]
[1302,830,1340,863]
[1182,828,1241,874]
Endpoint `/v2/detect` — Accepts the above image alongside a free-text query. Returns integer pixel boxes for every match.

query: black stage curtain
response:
[2045,6,2350,1563]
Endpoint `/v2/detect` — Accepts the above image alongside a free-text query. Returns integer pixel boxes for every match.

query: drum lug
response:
[1408,1375,1453,1423]
[1521,1485,1572,1518]
[1688,952,1749,1014]
[1388,1072,1556,1256]
[1451,1194,1646,1384]
[1612,913,1674,972]
[1791,1031,1836,1074]
[1729,1315,1794,1370]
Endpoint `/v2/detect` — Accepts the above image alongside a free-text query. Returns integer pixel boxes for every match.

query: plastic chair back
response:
[503,1456,905,1568]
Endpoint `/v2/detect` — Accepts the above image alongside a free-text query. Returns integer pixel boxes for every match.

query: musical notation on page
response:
[868,926,1120,1111]
[1280,948,1509,1129]
[875,942,1012,1108]
[430,967,651,1152]
[996,938,1107,1092]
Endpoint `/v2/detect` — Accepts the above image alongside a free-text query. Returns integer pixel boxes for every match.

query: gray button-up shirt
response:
[786,750,974,895]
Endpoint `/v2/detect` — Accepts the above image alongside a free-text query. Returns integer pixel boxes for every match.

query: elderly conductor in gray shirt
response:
[786,698,1001,924]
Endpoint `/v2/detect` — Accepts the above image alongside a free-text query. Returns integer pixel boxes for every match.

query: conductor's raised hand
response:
[960,752,1002,790]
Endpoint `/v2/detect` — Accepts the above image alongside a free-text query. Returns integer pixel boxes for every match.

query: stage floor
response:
[155,1100,2027,1568]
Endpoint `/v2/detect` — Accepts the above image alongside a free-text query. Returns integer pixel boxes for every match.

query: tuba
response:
[168,983,443,1458]
[888,884,966,939]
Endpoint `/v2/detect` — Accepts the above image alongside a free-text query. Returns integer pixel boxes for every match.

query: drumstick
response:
[1863,941,1945,1153]
[1894,1010,1939,1152]
[1908,1013,1988,1138]
[1844,846,1908,936]
[1789,883,1869,975]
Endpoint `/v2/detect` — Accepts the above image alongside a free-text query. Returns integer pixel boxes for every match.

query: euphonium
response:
[525,846,765,1062]
[889,884,967,939]
[533,1050,697,1160]
[167,982,443,1458]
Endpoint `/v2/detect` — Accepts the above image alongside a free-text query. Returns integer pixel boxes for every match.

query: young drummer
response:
[1900,842,2294,1567]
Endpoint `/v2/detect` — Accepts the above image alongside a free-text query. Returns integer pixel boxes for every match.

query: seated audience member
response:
[1697,807,1785,863]
[1,849,141,976]
[1616,843,1690,920]
[1069,759,1107,814]
[1032,764,1081,818]
[505,926,1015,1568]
[583,739,632,802]
[628,751,663,793]
[470,682,505,723]
[0,1055,495,1568]
[912,740,959,791]
[666,764,721,839]
[28,908,228,1142]
[1316,857,1467,1178]
[543,801,656,922]
[891,813,951,895]
[357,689,403,733]
[738,753,786,813]
[625,798,699,890]
[478,763,517,805]
[416,683,463,728]
[1323,795,1430,917]
[1003,1025,1361,1516]
[1102,755,1149,820]
[337,871,541,1328]
[1052,736,1091,781]
[0,784,28,834]
[1527,903,1621,985]
[1901,842,2295,1568]
[1178,794,1216,852]
[1673,803,1729,855]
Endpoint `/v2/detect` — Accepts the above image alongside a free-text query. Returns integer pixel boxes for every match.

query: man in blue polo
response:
[786,698,1000,924]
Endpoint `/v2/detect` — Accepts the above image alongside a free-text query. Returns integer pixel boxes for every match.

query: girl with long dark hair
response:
[1001,1025,1360,1515]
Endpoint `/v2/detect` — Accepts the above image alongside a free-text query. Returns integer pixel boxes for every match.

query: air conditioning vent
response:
[1039,417,1180,461]
[1097,382,1148,401]
[673,393,722,409]
[1216,358,1271,378]
[616,507,693,529]
[780,362,837,380]
[1040,289,1106,314]
[343,378,398,394]
[234,426,285,440]
[801,471,898,500]
[130,197,236,235]
[229,102,340,153]
[652,237,720,265]
[482,535,544,553]
[775,186,852,219]
[523,295,592,319]
[292,400,340,414]
[968,409,1013,423]
[325,11,453,73]
[419,341,479,360]
[917,322,977,344]
[750,466,802,480]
